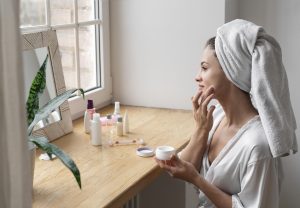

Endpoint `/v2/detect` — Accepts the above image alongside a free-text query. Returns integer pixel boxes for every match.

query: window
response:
[20,0,112,119]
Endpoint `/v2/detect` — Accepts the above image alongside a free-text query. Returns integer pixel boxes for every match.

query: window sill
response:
[68,87,112,120]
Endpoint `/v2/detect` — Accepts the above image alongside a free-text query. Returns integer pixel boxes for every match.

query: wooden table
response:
[33,105,194,208]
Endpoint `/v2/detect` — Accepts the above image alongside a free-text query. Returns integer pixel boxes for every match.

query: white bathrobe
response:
[198,105,282,208]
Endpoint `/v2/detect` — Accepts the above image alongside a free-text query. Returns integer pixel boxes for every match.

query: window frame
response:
[20,0,112,120]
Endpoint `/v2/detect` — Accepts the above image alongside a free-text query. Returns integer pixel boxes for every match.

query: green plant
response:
[26,55,48,126]
[26,55,84,189]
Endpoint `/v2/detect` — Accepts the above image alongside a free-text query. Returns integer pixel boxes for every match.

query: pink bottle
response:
[84,99,96,134]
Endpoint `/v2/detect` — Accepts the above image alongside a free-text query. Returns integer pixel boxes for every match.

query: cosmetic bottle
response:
[123,110,129,135]
[84,99,96,134]
[106,114,113,127]
[113,101,121,117]
[100,114,117,126]
[116,116,123,136]
[90,113,102,146]
[106,114,115,142]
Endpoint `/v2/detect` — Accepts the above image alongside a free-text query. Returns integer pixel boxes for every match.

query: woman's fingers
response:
[155,157,175,173]
[197,87,214,108]
[192,90,203,110]
[155,156,198,183]
[198,86,214,104]
[170,154,181,165]
[201,93,215,115]
[195,86,214,114]
[207,105,216,120]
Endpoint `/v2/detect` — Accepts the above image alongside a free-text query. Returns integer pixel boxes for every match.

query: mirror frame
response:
[22,30,73,141]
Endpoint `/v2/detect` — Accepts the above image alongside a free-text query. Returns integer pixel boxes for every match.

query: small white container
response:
[90,113,102,146]
[155,146,176,160]
[136,147,154,157]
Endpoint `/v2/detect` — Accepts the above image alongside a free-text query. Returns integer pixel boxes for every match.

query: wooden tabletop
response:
[33,105,194,208]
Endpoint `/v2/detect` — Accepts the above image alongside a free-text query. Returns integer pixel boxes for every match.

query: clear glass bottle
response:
[106,114,115,144]
[123,110,129,135]
[116,116,123,136]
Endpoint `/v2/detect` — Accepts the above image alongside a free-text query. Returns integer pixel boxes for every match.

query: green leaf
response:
[78,88,85,100]
[26,55,49,126]
[27,88,84,135]
[29,136,81,189]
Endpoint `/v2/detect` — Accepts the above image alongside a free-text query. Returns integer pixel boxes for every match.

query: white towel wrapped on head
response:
[215,19,297,157]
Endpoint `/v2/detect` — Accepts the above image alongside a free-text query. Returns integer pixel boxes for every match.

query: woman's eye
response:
[201,66,207,71]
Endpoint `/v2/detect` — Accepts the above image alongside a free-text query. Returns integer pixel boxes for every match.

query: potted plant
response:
[26,55,84,189]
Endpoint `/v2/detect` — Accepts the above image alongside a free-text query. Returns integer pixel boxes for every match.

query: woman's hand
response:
[156,155,233,208]
[191,86,215,132]
[155,155,199,184]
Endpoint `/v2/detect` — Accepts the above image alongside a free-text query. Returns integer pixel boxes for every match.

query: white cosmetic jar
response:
[155,146,176,160]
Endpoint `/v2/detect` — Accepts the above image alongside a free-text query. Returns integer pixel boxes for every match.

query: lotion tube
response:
[90,113,102,146]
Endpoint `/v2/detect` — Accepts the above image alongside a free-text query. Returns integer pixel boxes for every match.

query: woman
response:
[156,19,297,208]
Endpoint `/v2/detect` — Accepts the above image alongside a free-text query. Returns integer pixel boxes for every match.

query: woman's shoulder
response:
[240,116,273,164]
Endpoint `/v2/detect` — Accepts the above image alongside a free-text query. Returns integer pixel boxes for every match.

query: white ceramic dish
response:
[136,147,155,157]
[155,146,176,160]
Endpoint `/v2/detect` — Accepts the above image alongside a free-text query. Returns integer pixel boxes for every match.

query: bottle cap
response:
[117,116,123,122]
[93,113,100,121]
[106,114,112,119]
[87,100,94,109]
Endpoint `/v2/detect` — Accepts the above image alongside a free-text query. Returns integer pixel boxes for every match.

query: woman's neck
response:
[217,87,258,129]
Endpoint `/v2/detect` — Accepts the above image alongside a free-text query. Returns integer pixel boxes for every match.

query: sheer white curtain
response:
[0,0,32,207]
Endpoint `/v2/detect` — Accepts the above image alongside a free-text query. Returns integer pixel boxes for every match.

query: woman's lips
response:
[198,85,205,90]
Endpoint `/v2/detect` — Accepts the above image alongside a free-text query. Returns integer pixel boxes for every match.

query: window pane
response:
[56,29,77,90]
[78,0,97,22]
[50,0,74,25]
[79,25,99,90]
[20,0,46,27]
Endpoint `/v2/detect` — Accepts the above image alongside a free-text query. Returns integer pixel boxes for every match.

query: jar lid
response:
[136,147,154,157]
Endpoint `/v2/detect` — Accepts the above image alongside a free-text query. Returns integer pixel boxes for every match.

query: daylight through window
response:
[20,0,101,92]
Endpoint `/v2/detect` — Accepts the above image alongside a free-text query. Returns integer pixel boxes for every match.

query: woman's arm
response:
[179,128,208,170]
[180,87,215,170]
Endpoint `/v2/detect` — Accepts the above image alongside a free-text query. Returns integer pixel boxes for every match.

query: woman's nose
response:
[195,71,202,82]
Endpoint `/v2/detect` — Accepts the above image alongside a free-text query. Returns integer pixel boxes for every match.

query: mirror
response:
[22,30,73,141]
[23,47,61,130]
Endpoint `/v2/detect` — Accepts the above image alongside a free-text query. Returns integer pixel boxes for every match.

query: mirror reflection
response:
[23,47,61,130]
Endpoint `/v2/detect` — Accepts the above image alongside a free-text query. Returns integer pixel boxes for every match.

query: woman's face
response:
[195,46,230,98]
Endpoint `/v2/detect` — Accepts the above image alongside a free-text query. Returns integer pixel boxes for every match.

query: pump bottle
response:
[84,99,96,134]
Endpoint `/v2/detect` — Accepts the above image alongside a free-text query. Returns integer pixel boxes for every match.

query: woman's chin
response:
[198,87,205,92]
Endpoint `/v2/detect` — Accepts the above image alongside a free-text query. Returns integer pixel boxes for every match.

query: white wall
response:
[110,0,225,110]
[110,1,225,207]
[225,0,239,22]
[226,0,300,207]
